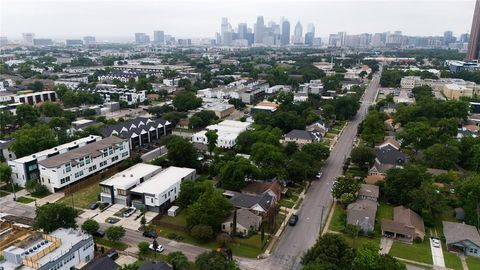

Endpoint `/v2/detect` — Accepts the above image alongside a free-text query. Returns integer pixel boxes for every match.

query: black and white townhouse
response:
[101,117,172,149]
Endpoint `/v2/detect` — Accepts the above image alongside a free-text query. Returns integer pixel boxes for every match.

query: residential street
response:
[238,71,382,270]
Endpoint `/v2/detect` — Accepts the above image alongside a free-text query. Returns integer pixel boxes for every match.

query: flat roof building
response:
[192,120,251,149]
[8,135,102,187]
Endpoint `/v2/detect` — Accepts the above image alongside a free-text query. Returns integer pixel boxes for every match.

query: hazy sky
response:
[0,0,476,41]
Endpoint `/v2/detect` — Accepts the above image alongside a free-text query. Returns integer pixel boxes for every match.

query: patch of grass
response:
[329,204,346,232]
[16,196,35,204]
[467,256,480,270]
[389,240,433,265]
[113,208,128,217]
[159,210,187,227]
[94,237,128,251]
[156,226,263,258]
[325,133,336,139]
[0,190,9,197]
[0,184,23,193]
[279,199,295,209]
[29,192,51,199]
[294,197,303,209]
[58,184,101,209]
[442,248,462,270]
[343,234,380,248]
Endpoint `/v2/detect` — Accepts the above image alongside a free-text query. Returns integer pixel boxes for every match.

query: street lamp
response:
[11,180,16,201]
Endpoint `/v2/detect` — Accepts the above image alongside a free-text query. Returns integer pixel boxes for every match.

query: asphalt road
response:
[241,71,381,270]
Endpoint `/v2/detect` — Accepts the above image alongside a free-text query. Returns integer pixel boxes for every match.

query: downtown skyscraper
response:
[254,16,265,44]
[281,19,290,45]
[467,0,480,60]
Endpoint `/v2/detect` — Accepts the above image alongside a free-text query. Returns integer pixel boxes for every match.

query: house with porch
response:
[221,209,262,237]
[443,221,480,258]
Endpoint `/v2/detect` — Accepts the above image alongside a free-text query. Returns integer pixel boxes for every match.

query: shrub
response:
[190,224,214,241]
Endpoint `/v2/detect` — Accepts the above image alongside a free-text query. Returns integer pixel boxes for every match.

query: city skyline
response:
[0,0,476,41]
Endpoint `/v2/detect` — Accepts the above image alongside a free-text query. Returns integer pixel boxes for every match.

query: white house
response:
[8,135,102,187]
[129,166,196,212]
[38,136,130,192]
[0,228,94,270]
[192,120,252,149]
[100,163,163,205]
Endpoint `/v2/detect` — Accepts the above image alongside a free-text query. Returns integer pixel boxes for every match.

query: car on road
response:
[315,172,323,179]
[432,239,441,248]
[289,214,299,226]
[143,230,157,239]
[122,207,137,218]
[89,202,99,210]
[106,250,119,260]
[149,244,164,253]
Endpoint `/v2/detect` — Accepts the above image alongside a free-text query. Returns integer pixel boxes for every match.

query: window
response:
[78,157,85,167]
[65,163,71,172]
[101,186,111,194]
[111,156,119,162]
[108,147,113,155]
[122,152,129,157]
[85,156,91,164]
[88,165,97,172]
[117,189,127,196]
[103,150,108,158]
[75,171,84,178]
[99,161,107,167]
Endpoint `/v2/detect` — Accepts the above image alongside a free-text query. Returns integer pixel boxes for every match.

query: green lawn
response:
[279,199,295,208]
[94,237,128,251]
[159,211,187,227]
[58,184,101,209]
[343,234,380,248]
[0,184,23,193]
[325,133,336,139]
[29,192,51,199]
[329,204,346,232]
[0,190,9,197]
[389,240,433,265]
[16,196,35,204]
[442,248,462,270]
[467,256,480,270]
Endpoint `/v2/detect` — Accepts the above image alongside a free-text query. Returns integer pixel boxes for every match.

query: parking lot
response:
[80,204,158,231]
[377,88,415,104]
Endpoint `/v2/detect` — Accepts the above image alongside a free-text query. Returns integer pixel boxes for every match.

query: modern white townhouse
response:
[192,120,251,149]
[129,166,196,212]
[12,91,58,105]
[100,163,163,205]
[93,88,146,105]
[38,136,130,192]
[0,228,94,270]
[8,135,102,187]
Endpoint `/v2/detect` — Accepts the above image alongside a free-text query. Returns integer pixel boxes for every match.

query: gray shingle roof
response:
[358,184,379,199]
[230,193,273,212]
[347,199,377,228]
[224,209,262,229]
[85,256,119,270]
[375,144,407,165]
[443,221,480,247]
[284,129,321,141]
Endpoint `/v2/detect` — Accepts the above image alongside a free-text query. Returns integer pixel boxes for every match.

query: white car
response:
[149,243,164,253]
[432,239,441,248]
[122,207,137,218]
[316,172,323,179]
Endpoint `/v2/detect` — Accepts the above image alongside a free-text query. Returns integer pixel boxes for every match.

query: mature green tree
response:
[409,179,446,226]
[35,203,77,233]
[383,165,430,206]
[10,124,57,158]
[135,77,152,91]
[177,180,213,209]
[228,98,246,110]
[25,180,49,196]
[332,175,360,203]
[81,219,99,235]
[411,85,434,101]
[119,264,139,270]
[137,241,150,256]
[301,233,355,270]
[167,251,189,270]
[353,244,406,270]
[284,142,299,156]
[270,111,306,133]
[361,111,386,146]
[235,127,282,154]
[250,142,286,178]
[0,110,15,133]
[186,188,233,230]
[0,163,12,186]
[322,75,342,91]
[350,146,376,170]
[105,226,126,242]
[16,104,38,126]
[457,175,480,227]
[397,121,434,151]
[27,81,44,92]
[334,96,360,120]
[173,91,202,112]
[40,101,63,117]
[436,118,459,140]
[166,136,199,169]
[218,157,258,190]
[286,151,317,182]
[459,136,480,171]
[205,130,218,155]
[191,224,214,241]
[301,142,330,161]
[195,251,239,270]
[423,143,460,170]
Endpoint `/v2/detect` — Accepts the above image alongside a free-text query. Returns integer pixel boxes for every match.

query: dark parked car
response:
[289,214,299,226]
[93,229,105,237]
[143,230,157,238]
[89,202,99,210]
[106,250,119,260]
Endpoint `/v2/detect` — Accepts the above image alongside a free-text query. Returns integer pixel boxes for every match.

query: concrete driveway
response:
[430,238,445,268]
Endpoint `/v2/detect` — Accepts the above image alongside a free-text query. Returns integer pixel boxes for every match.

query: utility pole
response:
[11,180,16,201]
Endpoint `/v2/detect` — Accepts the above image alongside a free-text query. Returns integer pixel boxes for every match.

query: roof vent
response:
[130,174,133,177]
[122,174,126,177]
